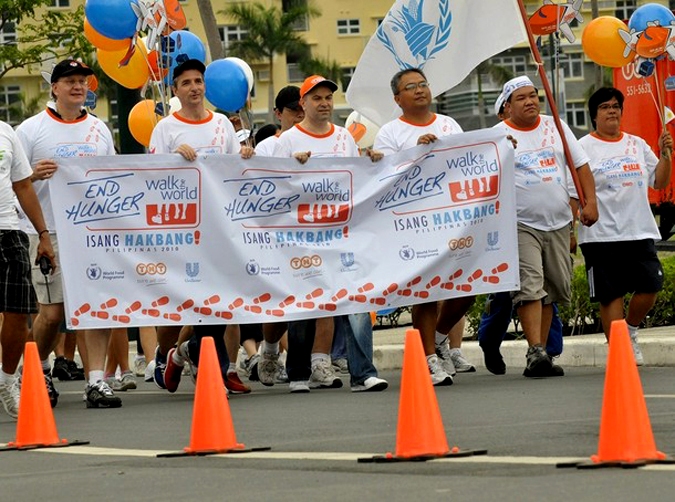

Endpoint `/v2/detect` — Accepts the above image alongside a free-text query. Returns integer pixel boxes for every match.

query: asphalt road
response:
[1,367,675,501]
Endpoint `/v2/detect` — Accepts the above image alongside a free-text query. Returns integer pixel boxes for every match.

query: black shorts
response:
[240,323,263,343]
[0,230,37,314]
[580,239,664,305]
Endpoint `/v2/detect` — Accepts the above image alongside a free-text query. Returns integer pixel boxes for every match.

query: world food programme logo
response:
[340,253,355,268]
[246,261,260,276]
[186,262,199,278]
[376,0,452,69]
[399,246,415,261]
[87,266,102,280]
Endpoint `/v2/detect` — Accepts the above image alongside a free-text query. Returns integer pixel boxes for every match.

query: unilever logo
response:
[340,253,355,268]
[186,262,200,278]
[376,0,452,69]
[487,231,499,247]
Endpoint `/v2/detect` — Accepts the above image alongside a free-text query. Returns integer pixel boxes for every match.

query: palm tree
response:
[299,56,342,88]
[475,61,513,128]
[221,0,320,123]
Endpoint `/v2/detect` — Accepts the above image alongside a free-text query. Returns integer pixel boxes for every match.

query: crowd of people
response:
[0,57,670,419]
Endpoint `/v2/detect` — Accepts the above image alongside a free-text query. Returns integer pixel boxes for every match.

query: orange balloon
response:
[84,18,130,51]
[97,38,150,89]
[148,50,168,81]
[582,16,634,68]
[87,74,99,93]
[128,99,162,147]
[635,25,669,59]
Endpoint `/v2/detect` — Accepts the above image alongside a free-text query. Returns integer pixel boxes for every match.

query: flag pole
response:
[515,0,586,207]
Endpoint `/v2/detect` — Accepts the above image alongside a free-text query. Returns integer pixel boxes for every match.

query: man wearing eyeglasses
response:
[16,59,119,408]
[374,68,476,386]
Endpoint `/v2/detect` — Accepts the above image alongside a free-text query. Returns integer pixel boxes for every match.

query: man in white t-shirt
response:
[255,86,304,157]
[149,58,254,396]
[374,68,475,386]
[266,75,387,393]
[16,59,119,408]
[496,76,598,377]
[0,121,55,419]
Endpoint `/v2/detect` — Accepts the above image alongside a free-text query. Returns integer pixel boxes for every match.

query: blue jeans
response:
[478,292,563,356]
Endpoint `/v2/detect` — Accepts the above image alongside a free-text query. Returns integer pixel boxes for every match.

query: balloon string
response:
[654,63,665,129]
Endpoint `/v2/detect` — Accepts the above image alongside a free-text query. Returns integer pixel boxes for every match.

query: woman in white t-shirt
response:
[578,87,673,365]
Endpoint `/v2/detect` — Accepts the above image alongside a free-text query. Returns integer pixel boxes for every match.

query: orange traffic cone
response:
[157,336,270,457]
[558,320,673,469]
[1,342,88,451]
[359,329,486,462]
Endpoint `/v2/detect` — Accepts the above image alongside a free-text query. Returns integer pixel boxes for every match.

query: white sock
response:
[41,359,51,372]
[227,362,236,374]
[0,370,15,386]
[262,340,279,355]
[171,347,185,365]
[88,370,104,385]
[627,324,638,339]
[311,353,329,368]
[435,332,448,346]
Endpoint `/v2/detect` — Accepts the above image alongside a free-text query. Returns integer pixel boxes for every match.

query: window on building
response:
[0,22,17,45]
[286,46,309,82]
[0,85,22,125]
[282,0,309,30]
[560,53,583,79]
[566,102,587,129]
[337,19,360,35]
[341,67,356,91]
[615,0,636,21]
[50,0,70,7]
[218,25,249,53]
[490,55,527,76]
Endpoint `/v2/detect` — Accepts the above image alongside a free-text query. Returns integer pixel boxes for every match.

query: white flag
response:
[346,0,528,126]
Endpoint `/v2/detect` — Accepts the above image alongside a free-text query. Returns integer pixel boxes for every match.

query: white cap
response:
[236,129,251,143]
[494,92,506,117]
[501,76,536,104]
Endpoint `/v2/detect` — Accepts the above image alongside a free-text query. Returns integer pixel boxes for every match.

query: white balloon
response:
[169,96,182,113]
[225,57,254,92]
[345,111,380,149]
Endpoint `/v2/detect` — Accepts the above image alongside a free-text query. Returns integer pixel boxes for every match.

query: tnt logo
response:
[297,204,349,224]
[146,203,197,225]
[448,175,499,203]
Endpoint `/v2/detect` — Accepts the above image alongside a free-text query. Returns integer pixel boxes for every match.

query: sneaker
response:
[630,334,644,366]
[258,352,280,386]
[133,356,147,377]
[116,371,137,391]
[144,359,155,382]
[450,348,476,373]
[309,360,343,389]
[247,354,260,382]
[153,347,167,390]
[225,372,252,394]
[523,345,554,378]
[44,370,59,408]
[275,365,289,384]
[164,347,184,393]
[67,359,85,381]
[480,342,506,375]
[289,380,310,393]
[332,357,349,374]
[427,354,453,386]
[85,380,122,408]
[351,376,389,392]
[435,343,457,376]
[51,356,71,381]
[0,379,20,419]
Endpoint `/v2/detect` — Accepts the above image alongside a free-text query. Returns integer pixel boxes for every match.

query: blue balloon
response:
[628,3,675,32]
[204,60,249,112]
[85,0,139,40]
[166,31,207,82]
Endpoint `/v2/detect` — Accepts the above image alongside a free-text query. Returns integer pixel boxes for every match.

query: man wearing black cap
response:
[254,85,304,157]
[16,59,120,409]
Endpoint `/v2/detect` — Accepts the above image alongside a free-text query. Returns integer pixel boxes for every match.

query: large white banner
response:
[51,129,518,329]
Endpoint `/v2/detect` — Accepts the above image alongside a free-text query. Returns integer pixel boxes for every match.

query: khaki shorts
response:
[29,233,64,304]
[512,223,572,306]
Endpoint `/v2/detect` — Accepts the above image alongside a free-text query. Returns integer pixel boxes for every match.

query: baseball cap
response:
[299,75,338,98]
[275,86,301,111]
[236,128,251,143]
[172,59,206,82]
[501,76,536,103]
[50,60,94,83]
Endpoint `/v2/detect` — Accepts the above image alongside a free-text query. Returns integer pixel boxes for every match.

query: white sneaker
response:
[289,380,310,393]
[0,378,20,419]
[258,352,280,386]
[435,342,457,376]
[309,359,343,389]
[427,354,453,386]
[144,359,156,382]
[450,348,476,373]
[332,357,349,374]
[275,365,289,383]
[630,334,644,366]
[351,376,388,392]
[133,356,147,377]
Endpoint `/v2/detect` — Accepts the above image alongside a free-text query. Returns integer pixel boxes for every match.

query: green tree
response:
[475,61,513,128]
[0,1,90,80]
[221,0,320,123]
[299,56,342,89]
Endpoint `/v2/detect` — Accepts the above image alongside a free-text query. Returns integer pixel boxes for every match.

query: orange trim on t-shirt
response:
[504,116,541,131]
[46,107,88,124]
[398,114,437,127]
[295,123,335,139]
[173,109,213,125]
[590,131,624,142]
